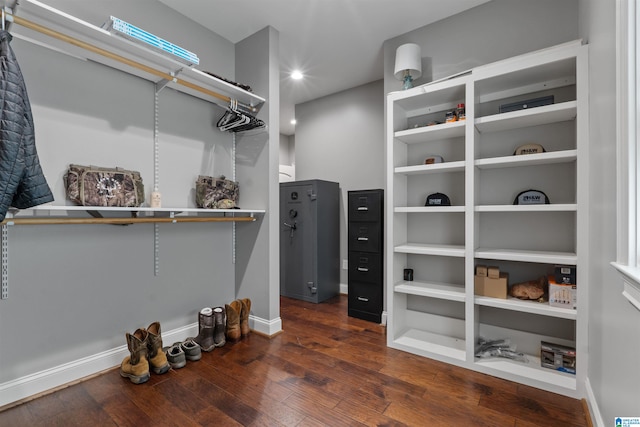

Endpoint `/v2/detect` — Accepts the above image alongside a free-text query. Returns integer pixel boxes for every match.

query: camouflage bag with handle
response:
[195,175,238,209]
[64,164,145,207]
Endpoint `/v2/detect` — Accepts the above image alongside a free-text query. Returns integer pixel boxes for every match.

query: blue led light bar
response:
[107,16,199,66]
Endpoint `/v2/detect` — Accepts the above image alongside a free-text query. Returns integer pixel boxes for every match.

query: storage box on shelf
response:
[385,40,588,397]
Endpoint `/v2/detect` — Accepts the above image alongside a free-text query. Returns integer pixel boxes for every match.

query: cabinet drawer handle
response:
[357,207,368,211]
[357,267,369,272]
[357,237,369,241]
[357,296,369,302]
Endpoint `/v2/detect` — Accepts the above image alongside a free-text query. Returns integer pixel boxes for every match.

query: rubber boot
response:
[213,306,226,347]
[240,298,251,337]
[146,321,170,374]
[120,328,150,384]
[225,300,242,342]
[193,308,215,352]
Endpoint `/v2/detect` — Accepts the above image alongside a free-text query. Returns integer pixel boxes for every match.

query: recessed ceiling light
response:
[291,70,303,80]
[291,119,297,125]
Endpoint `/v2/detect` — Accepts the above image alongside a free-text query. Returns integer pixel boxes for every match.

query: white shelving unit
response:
[386,40,588,398]
[0,0,266,222]
[0,0,268,296]
[6,0,265,110]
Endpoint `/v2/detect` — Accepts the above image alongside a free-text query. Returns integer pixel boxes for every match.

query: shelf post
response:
[1,224,8,299]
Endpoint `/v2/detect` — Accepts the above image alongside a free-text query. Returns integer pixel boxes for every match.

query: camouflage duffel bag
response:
[195,175,238,209]
[64,164,145,207]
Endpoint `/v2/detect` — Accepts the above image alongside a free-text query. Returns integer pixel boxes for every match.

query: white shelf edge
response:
[475,204,577,212]
[395,161,465,175]
[9,205,265,216]
[474,354,577,391]
[475,248,577,264]
[395,206,465,213]
[395,281,466,302]
[395,243,466,257]
[394,121,465,143]
[475,150,577,169]
[474,296,577,320]
[12,0,265,109]
[475,101,577,134]
[391,328,466,361]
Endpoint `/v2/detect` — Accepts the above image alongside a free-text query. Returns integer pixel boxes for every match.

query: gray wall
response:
[293,0,579,300]
[579,0,640,421]
[0,0,276,385]
[279,134,295,166]
[383,0,579,95]
[295,80,385,287]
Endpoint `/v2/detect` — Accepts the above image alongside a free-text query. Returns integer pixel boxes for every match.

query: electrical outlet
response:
[342,259,348,270]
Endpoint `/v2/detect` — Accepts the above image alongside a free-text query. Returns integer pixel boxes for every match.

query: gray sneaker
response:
[163,343,186,369]
[179,338,202,361]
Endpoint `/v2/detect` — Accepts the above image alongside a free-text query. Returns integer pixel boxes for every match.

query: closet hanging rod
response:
[5,13,258,113]
[0,216,256,226]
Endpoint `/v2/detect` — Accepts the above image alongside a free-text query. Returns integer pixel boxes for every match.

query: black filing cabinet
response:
[348,189,383,323]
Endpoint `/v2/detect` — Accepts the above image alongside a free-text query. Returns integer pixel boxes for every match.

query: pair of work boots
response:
[120,321,170,384]
[225,298,251,342]
[193,298,251,351]
[193,306,227,352]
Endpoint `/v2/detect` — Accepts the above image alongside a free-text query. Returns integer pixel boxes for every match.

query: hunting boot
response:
[193,308,215,352]
[120,328,150,384]
[213,306,226,347]
[225,300,242,342]
[146,322,170,374]
[240,298,251,337]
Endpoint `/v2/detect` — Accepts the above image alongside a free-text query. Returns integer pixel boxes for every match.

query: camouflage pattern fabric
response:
[195,175,238,209]
[65,164,145,207]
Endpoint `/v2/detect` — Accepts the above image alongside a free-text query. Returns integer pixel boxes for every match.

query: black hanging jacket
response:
[0,29,53,221]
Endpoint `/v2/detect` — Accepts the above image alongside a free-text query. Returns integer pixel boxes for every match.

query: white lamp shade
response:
[394,43,422,80]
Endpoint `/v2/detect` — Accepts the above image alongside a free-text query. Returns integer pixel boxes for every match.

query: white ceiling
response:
[157,0,491,135]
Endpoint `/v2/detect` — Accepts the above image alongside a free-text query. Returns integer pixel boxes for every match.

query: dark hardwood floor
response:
[1,295,589,426]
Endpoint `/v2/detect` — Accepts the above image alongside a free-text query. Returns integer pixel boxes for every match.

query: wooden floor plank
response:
[0,295,589,427]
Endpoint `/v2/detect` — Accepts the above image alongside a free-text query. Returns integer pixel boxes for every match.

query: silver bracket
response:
[156,68,182,93]
[308,190,317,201]
[1,224,8,299]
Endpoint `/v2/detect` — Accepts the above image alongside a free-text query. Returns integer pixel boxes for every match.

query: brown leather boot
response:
[213,306,226,347]
[120,328,150,384]
[193,308,215,352]
[240,298,251,337]
[146,322,170,374]
[225,300,242,342]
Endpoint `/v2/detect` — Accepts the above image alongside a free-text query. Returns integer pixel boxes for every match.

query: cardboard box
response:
[540,341,576,375]
[548,275,576,309]
[484,273,508,299]
[476,265,488,277]
[487,266,500,279]
[474,265,508,298]
[474,275,485,295]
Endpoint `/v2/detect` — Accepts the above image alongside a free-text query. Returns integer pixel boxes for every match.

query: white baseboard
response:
[584,377,605,427]
[340,283,348,294]
[249,314,282,337]
[381,311,388,326]
[0,316,281,409]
